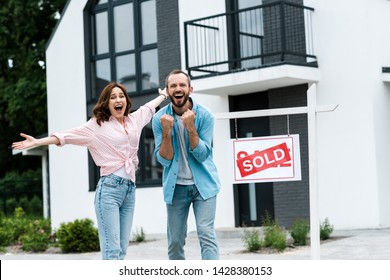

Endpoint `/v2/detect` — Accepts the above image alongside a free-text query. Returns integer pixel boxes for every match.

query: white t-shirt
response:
[175,114,194,185]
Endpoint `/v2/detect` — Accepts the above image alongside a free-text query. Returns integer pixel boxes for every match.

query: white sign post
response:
[214,83,337,260]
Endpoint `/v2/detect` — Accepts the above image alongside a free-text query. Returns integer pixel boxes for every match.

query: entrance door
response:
[229,91,275,227]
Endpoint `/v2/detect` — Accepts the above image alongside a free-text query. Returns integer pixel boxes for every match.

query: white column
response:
[307,83,320,259]
[41,152,50,219]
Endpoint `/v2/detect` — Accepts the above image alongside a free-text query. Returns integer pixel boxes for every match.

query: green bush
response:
[5,198,18,215]
[19,219,52,252]
[290,219,310,246]
[0,207,30,246]
[19,197,30,213]
[0,170,42,194]
[0,211,101,254]
[18,196,43,215]
[261,210,275,227]
[56,218,100,253]
[259,211,288,252]
[29,196,43,215]
[320,218,333,240]
[263,225,287,251]
[4,196,43,217]
[0,169,43,216]
[242,228,262,252]
[132,227,145,242]
[0,226,14,246]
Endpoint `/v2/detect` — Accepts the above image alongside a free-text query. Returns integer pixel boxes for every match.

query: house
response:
[45,0,390,234]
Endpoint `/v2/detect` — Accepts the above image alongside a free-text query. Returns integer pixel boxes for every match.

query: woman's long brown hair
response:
[92,82,132,126]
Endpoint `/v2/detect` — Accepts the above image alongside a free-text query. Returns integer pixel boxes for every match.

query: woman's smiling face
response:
[108,86,127,122]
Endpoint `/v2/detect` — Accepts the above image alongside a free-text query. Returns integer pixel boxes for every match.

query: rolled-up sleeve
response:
[51,119,95,147]
[133,103,155,127]
[152,114,172,167]
[189,113,214,163]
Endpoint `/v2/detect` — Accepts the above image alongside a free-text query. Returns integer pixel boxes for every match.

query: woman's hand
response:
[12,134,60,150]
[12,133,37,150]
[147,88,169,108]
[159,88,168,99]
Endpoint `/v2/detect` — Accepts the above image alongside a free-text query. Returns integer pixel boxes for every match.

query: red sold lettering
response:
[236,143,291,177]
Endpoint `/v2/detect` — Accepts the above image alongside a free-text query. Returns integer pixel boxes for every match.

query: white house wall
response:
[305,0,390,229]
[46,0,94,231]
[367,0,390,227]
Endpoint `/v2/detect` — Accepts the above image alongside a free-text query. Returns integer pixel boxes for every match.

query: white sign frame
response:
[229,134,301,183]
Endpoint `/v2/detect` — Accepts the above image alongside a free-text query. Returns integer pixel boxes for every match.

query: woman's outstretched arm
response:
[12,133,60,150]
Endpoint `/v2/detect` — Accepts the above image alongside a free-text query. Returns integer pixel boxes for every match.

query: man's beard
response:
[170,92,190,108]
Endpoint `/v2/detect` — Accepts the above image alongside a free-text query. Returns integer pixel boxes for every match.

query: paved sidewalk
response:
[1,228,390,260]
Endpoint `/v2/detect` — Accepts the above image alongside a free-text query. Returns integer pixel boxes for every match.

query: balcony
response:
[184,1,318,92]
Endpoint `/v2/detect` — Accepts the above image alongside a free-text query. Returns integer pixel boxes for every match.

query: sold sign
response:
[236,142,291,177]
[230,135,301,183]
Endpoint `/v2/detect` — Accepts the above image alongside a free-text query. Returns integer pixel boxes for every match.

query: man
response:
[152,69,221,260]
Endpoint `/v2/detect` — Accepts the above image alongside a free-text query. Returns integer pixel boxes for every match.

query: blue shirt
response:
[152,99,221,204]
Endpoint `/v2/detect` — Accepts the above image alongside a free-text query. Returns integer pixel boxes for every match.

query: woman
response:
[12,82,168,259]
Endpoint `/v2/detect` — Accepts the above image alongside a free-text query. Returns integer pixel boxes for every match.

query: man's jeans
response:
[167,184,219,260]
[94,174,135,260]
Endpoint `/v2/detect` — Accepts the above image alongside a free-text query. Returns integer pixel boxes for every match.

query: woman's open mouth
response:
[115,105,123,112]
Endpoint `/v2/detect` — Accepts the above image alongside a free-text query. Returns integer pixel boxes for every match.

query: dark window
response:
[85,0,161,190]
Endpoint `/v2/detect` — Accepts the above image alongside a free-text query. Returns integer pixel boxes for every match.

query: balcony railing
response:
[184,1,316,78]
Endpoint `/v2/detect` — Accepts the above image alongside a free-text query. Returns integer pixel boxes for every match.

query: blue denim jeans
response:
[166,184,219,260]
[94,174,135,260]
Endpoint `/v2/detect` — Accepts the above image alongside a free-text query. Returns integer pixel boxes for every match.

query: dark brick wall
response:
[156,0,182,86]
[262,0,307,65]
[268,84,310,228]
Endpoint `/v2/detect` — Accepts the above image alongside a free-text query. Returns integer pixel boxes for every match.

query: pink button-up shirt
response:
[52,103,155,182]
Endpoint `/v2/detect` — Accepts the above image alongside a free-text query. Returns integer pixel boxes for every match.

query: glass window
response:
[89,0,158,96]
[114,3,134,52]
[136,122,162,182]
[91,59,111,101]
[94,12,109,55]
[96,59,111,82]
[141,49,158,90]
[116,54,136,92]
[141,0,157,45]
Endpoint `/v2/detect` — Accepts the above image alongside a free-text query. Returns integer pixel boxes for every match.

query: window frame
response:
[84,0,161,191]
